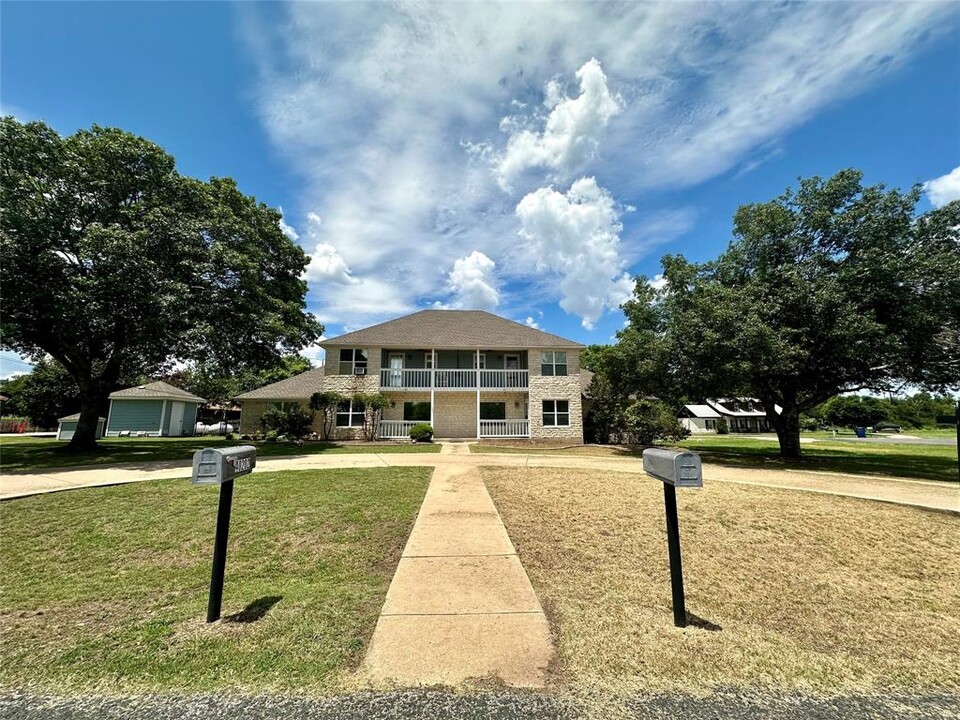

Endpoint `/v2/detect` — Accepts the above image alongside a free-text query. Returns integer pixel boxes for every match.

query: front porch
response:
[379,391,530,439]
[380,418,530,439]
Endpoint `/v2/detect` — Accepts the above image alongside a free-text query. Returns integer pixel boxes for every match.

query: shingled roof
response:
[323,310,584,349]
[109,381,206,403]
[234,368,325,401]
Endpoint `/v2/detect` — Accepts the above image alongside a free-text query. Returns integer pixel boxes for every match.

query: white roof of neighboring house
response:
[58,413,106,422]
[109,381,207,404]
[707,398,780,417]
[682,404,721,419]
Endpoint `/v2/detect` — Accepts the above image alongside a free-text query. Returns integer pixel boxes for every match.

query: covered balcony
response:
[379,349,529,391]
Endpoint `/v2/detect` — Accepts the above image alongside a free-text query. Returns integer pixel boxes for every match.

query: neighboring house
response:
[56,413,106,441]
[236,309,588,441]
[679,398,777,434]
[234,368,326,434]
[677,404,722,434]
[106,381,206,437]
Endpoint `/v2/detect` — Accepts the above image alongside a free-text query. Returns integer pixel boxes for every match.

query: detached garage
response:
[57,413,106,441]
[106,381,206,437]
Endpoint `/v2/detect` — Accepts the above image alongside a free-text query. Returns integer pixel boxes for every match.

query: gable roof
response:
[58,412,106,422]
[707,398,780,417]
[234,368,325,401]
[108,381,206,404]
[681,404,721,419]
[580,369,595,398]
[322,310,584,350]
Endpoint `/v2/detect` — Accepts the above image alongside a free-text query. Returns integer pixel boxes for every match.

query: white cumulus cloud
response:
[277,206,299,242]
[516,177,633,329]
[448,251,500,310]
[924,166,960,208]
[495,57,622,190]
[240,1,954,331]
[524,316,541,329]
[648,274,668,291]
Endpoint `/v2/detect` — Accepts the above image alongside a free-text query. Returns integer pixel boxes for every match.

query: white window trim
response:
[473,352,486,369]
[339,348,368,375]
[540,351,568,376]
[542,399,570,427]
[335,400,366,427]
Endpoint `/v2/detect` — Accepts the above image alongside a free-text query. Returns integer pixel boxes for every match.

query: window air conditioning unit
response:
[354,367,367,375]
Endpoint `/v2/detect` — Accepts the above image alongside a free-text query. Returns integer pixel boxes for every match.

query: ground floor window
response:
[336,400,366,427]
[479,401,506,420]
[705,419,716,430]
[542,399,569,427]
[403,401,431,421]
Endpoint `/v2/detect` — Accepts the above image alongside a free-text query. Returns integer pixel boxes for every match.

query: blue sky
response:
[3,1,959,375]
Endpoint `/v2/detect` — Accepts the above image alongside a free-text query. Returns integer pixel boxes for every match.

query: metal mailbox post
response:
[191,445,257,622]
[642,448,702,628]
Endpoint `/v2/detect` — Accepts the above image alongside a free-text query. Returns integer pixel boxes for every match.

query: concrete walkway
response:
[362,464,553,687]
[2,446,957,513]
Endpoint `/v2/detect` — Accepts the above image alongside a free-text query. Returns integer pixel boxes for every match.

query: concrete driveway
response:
[2,444,957,513]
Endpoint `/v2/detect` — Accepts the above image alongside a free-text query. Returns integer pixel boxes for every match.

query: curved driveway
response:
[1,444,957,513]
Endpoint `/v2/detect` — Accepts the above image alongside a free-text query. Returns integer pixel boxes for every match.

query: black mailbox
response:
[642,448,702,488]
[191,445,257,485]
[190,445,257,622]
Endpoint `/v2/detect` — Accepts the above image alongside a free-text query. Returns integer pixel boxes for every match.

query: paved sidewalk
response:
[362,464,553,687]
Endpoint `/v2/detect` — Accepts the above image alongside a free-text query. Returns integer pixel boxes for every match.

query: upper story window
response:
[425,351,434,369]
[472,352,486,370]
[339,348,368,375]
[540,351,567,376]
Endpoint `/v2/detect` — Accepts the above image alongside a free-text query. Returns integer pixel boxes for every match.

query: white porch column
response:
[159,399,168,437]
[429,349,435,431]
[475,348,481,439]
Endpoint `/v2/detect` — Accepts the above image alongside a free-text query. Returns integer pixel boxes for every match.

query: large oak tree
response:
[637,170,959,458]
[1,118,322,450]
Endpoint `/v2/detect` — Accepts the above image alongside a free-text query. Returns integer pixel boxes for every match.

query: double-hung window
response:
[542,399,569,427]
[472,352,486,369]
[335,399,366,427]
[540,351,567,376]
[339,348,368,375]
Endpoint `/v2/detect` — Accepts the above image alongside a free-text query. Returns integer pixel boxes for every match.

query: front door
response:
[505,354,520,387]
[389,353,404,387]
[169,402,185,436]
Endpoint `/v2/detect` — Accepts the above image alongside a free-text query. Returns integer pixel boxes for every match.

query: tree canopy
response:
[0,118,322,449]
[606,170,959,457]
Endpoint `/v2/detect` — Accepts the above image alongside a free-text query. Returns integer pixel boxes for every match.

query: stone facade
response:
[241,344,585,442]
[528,350,583,441]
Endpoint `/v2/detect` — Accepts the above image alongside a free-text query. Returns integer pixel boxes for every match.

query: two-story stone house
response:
[236,309,587,441]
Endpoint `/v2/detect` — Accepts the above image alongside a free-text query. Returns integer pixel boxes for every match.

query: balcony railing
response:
[380,368,529,391]
[479,419,530,438]
[380,420,418,439]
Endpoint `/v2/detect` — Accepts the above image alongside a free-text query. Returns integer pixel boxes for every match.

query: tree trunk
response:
[768,404,802,459]
[67,385,103,452]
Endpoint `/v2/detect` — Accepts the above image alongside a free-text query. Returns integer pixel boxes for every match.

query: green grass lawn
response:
[676,435,957,482]
[0,467,430,693]
[0,435,440,472]
[471,435,958,482]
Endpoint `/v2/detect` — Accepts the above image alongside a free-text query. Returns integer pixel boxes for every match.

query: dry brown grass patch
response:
[484,467,960,697]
